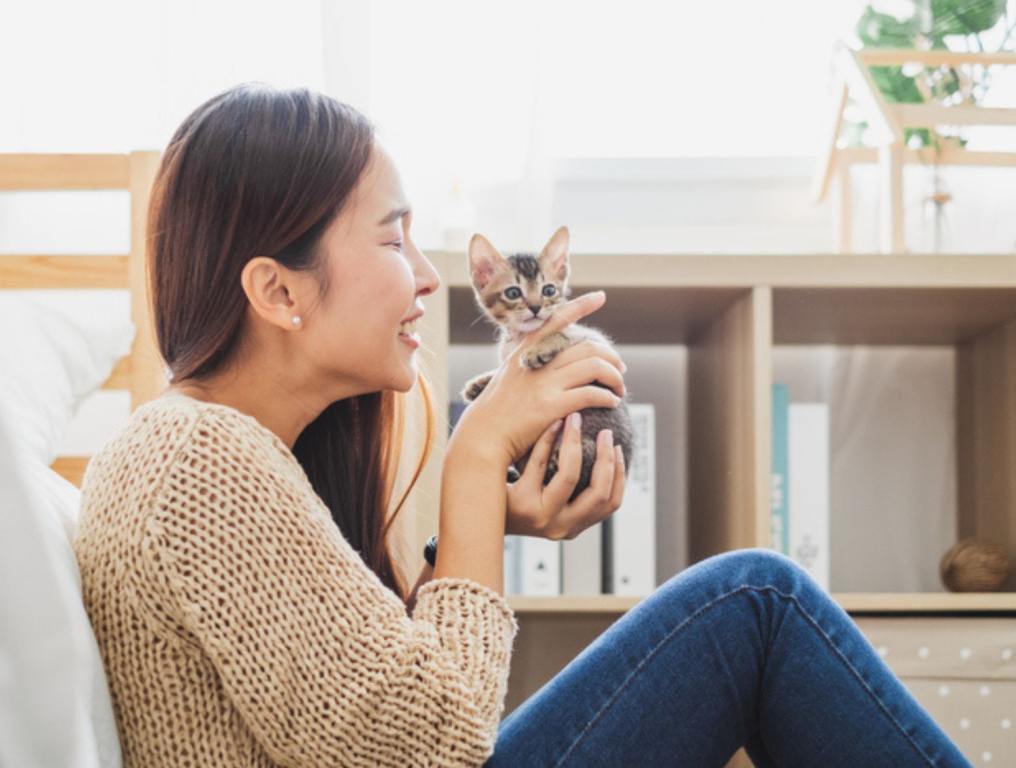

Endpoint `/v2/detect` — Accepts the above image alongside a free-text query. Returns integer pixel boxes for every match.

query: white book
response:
[563,522,602,595]
[518,537,561,595]
[610,403,656,596]
[788,403,830,591]
[503,535,522,595]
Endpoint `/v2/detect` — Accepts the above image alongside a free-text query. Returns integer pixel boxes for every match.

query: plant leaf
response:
[856,5,920,47]
[930,0,1006,35]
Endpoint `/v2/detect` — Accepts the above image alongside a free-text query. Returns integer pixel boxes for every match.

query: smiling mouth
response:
[398,317,420,339]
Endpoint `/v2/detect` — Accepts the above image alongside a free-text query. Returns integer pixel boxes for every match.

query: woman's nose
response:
[413,245,441,297]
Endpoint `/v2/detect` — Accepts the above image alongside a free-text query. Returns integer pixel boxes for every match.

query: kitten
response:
[461,225,633,503]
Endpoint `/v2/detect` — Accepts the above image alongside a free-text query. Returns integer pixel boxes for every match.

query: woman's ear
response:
[241,256,301,331]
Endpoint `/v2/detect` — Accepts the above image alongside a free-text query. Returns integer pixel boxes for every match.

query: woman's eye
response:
[541,284,556,297]
[504,286,522,300]
[389,241,404,251]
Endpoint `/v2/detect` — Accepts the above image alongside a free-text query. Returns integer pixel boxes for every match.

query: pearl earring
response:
[291,315,302,327]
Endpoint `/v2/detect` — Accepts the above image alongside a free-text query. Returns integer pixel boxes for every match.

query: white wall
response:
[3,1,1011,590]
[1,0,328,454]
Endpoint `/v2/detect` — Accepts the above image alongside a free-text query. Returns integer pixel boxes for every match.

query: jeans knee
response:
[709,547,806,589]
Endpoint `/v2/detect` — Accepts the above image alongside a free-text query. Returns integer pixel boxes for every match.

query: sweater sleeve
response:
[139,412,519,768]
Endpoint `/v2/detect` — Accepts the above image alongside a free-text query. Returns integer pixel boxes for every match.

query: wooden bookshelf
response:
[506,592,1016,614]
[415,250,1016,768]
[416,251,1016,615]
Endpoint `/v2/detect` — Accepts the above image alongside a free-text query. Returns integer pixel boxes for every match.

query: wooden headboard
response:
[0,152,168,486]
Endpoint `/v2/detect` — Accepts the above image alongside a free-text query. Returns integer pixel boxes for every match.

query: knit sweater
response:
[72,392,519,767]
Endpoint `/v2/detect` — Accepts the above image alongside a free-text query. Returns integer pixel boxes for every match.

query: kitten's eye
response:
[541,284,557,297]
[503,286,523,300]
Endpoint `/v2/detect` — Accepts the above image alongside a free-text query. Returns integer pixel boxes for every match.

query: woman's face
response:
[303,143,439,396]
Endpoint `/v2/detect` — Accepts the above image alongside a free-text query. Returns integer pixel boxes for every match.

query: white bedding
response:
[0,293,131,768]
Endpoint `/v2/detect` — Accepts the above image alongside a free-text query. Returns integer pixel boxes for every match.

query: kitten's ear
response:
[539,225,570,282]
[468,233,504,291]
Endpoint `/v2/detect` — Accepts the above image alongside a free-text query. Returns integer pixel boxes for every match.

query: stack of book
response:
[450,401,657,597]
[771,383,831,591]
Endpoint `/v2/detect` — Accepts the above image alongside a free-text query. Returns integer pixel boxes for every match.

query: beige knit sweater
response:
[73,392,519,767]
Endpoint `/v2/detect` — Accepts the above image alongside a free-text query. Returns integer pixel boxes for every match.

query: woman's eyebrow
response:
[377,206,411,227]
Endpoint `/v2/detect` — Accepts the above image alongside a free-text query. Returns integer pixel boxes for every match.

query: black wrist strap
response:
[423,534,438,568]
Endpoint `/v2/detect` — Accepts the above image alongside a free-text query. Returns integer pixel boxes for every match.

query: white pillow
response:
[0,407,123,768]
[0,292,135,461]
[0,294,135,465]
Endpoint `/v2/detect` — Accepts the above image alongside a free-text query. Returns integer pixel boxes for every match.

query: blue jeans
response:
[486,548,971,767]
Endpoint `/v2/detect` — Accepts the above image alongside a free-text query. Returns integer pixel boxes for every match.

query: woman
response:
[73,83,970,767]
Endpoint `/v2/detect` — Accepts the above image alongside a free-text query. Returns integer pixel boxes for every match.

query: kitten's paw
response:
[520,345,561,370]
[520,348,546,370]
[520,332,570,370]
[462,373,493,402]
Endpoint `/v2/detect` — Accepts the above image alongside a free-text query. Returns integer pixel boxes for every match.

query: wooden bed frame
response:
[0,150,432,574]
[0,151,168,486]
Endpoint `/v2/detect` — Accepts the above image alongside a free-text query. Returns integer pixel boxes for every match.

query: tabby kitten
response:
[461,225,633,503]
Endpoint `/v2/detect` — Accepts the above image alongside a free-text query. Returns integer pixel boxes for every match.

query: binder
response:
[771,383,790,555]
[788,402,830,591]
[607,403,656,595]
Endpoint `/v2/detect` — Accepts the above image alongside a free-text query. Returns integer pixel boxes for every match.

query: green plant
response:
[848,0,1014,149]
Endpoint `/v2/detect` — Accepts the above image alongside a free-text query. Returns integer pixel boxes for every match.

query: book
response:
[503,535,522,595]
[606,403,656,596]
[787,402,830,591]
[771,383,790,556]
[518,537,562,595]
[562,523,602,595]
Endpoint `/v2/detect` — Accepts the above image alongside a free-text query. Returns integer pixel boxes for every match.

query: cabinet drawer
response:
[854,617,1016,766]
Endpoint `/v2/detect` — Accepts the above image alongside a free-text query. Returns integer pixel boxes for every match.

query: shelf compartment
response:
[772,284,1016,596]
[449,284,747,345]
[773,286,1016,345]
[447,278,771,585]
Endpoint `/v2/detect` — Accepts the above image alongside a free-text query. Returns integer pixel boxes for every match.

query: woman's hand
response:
[505,411,626,540]
[448,290,627,471]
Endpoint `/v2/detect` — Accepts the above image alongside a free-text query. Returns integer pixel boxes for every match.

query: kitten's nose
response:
[527,304,540,316]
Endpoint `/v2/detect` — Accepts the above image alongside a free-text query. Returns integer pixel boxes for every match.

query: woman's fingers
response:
[519,418,563,488]
[542,411,584,512]
[605,444,626,514]
[584,429,617,509]
[555,356,626,399]
[562,385,621,414]
[556,428,618,536]
[547,340,626,376]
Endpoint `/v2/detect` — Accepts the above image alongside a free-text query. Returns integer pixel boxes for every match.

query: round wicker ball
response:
[940,538,1011,592]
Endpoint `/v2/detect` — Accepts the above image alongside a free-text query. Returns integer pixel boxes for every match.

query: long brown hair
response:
[146,82,434,602]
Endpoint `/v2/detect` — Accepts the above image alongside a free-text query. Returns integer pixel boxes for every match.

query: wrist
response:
[445,428,512,473]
